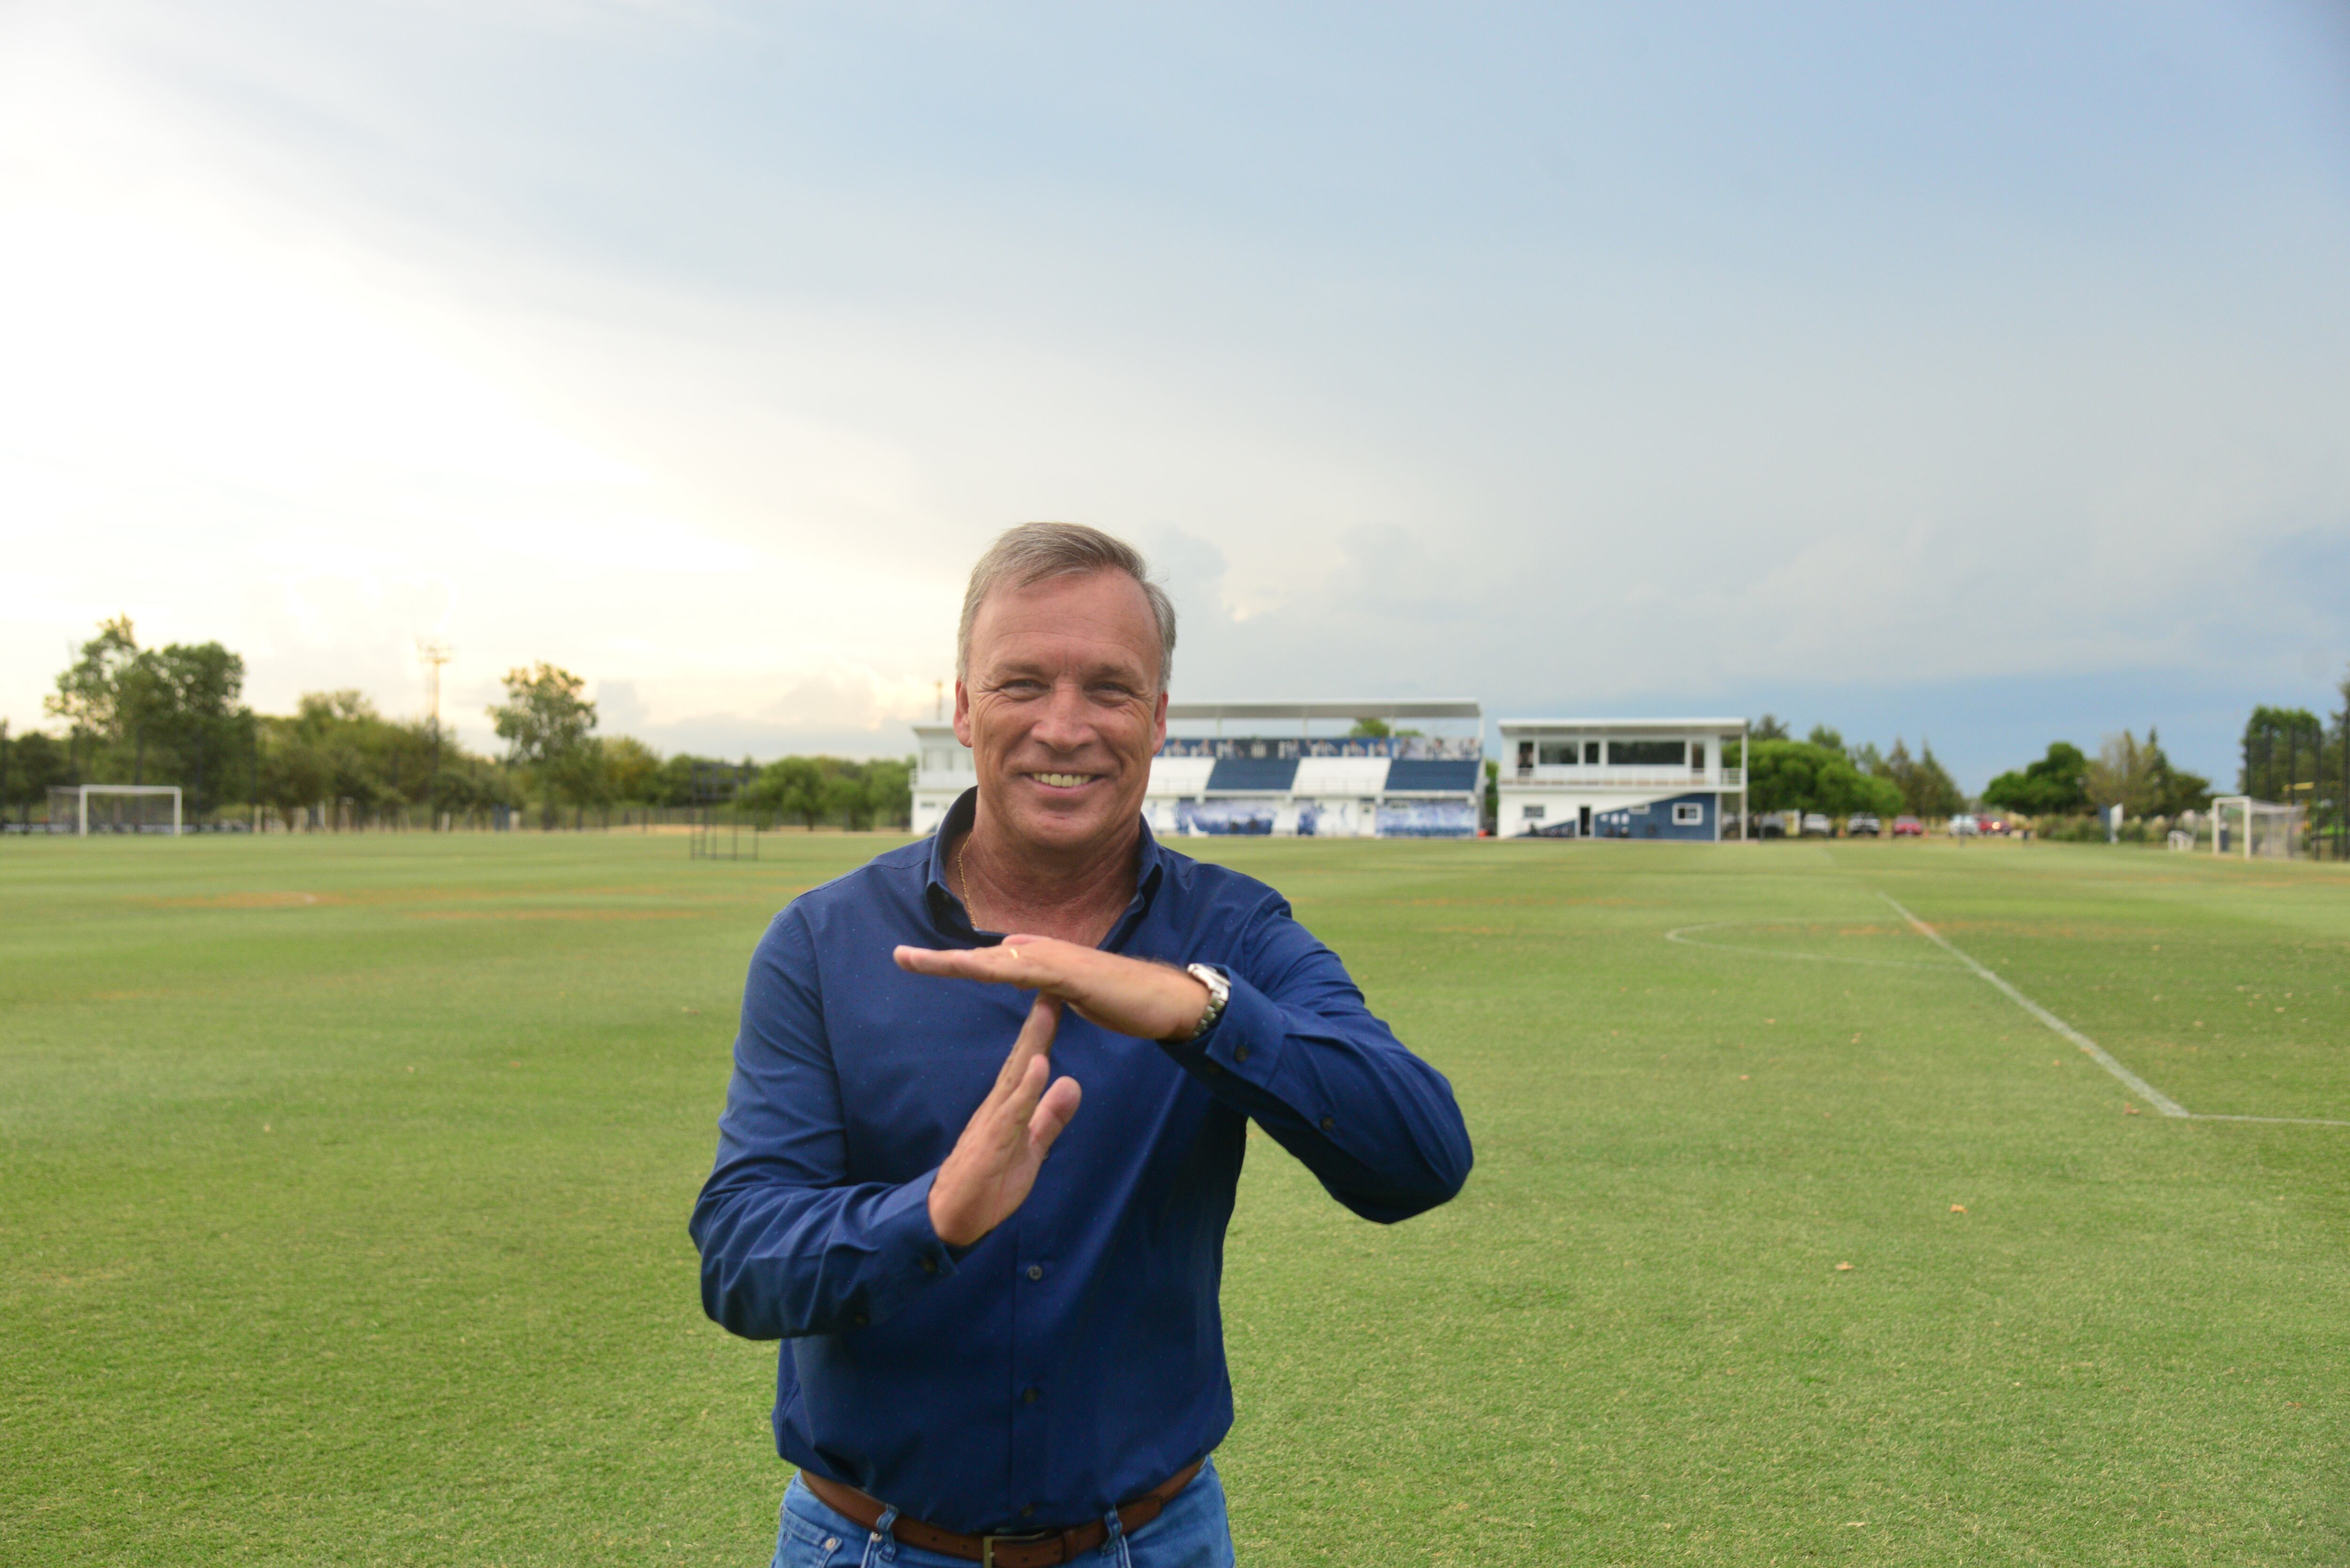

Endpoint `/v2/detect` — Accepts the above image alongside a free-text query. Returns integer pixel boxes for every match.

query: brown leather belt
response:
[799,1461,1203,1568]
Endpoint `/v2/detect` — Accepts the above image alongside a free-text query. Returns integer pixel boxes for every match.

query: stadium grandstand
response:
[911,699,1484,838]
[1495,718,1749,841]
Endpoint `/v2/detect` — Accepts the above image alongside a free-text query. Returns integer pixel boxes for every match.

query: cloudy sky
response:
[4,1,2347,786]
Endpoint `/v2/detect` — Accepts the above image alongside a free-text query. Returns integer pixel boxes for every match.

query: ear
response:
[952,679,974,749]
[1149,688,1167,755]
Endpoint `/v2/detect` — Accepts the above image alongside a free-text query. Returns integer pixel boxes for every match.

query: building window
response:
[1609,739,1687,766]
[1536,741,1577,765]
[1690,742,1706,771]
[1631,802,1650,814]
[1523,804,1545,821]
[1584,741,1601,764]
[1674,803,1703,826]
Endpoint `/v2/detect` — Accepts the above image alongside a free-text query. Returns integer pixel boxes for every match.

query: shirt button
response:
[1020,1505,1036,1519]
[1022,1387,1041,1404]
[921,1256,938,1275]
[1026,1264,1044,1281]
[852,1313,869,1327]
[1319,1116,1335,1131]
[1233,1045,1250,1063]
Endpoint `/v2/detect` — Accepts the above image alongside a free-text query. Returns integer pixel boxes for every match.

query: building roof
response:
[1496,717,1749,733]
[1165,699,1482,722]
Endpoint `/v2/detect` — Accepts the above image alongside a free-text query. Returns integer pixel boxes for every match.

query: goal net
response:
[2211,796,2302,860]
[47,785,183,835]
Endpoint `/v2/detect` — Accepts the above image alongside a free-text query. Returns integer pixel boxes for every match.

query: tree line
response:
[1968,674,2348,851]
[1731,719,1967,821]
[0,620,912,831]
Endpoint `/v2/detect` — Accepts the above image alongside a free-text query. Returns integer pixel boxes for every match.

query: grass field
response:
[4,831,2347,1565]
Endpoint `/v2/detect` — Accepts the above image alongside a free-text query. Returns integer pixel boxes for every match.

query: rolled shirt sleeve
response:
[689,908,959,1340]
[1157,897,1473,1222]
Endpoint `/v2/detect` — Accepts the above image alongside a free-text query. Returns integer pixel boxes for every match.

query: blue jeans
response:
[772,1459,1235,1568]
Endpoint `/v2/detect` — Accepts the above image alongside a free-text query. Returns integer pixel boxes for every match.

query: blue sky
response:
[3,1,2346,786]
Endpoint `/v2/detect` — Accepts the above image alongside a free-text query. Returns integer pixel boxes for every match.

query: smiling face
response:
[956,569,1168,861]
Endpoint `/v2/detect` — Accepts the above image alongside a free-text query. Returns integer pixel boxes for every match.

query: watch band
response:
[1179,963,1230,1043]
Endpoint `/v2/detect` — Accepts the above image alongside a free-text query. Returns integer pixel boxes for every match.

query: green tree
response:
[1873,738,1964,819]
[257,692,439,828]
[862,757,913,829]
[2138,728,2211,819]
[150,640,254,820]
[489,664,597,826]
[755,757,827,828]
[1982,741,2091,817]
[1746,740,1902,819]
[823,770,874,830]
[1750,714,1790,741]
[1,726,73,825]
[45,617,254,818]
[602,735,663,804]
[2239,705,2324,804]
[2086,728,2213,820]
[46,617,157,758]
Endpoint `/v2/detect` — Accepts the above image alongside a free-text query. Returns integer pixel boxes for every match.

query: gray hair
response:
[956,522,1178,692]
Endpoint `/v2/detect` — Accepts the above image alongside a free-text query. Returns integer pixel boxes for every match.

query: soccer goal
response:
[2210,795,2301,860]
[47,785,183,836]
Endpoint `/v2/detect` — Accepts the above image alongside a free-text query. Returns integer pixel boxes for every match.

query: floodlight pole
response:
[418,639,453,829]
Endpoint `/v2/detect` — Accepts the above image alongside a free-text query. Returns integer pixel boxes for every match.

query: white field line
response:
[1875,892,2350,1129]
[1663,920,1962,970]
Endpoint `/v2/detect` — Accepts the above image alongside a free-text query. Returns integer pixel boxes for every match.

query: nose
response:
[1028,678,1095,753]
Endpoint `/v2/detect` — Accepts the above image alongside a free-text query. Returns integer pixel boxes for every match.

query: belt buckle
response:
[979,1527,1053,1567]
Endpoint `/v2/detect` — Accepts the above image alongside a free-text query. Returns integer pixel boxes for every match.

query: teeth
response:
[1034,772,1090,788]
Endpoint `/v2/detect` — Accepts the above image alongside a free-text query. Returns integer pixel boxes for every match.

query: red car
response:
[1891,815,1924,837]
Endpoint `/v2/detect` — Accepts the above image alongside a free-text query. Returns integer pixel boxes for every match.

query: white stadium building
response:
[912,699,1485,839]
[1494,718,1749,841]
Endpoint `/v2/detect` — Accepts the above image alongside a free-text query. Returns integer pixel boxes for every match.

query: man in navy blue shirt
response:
[692,523,1473,1567]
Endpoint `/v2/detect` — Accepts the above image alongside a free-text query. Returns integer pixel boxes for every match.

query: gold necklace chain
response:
[958,836,976,924]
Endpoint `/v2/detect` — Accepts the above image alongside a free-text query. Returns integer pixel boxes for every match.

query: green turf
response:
[3,832,2345,1565]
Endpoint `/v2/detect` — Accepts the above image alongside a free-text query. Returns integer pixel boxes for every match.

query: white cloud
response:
[1,1,2345,784]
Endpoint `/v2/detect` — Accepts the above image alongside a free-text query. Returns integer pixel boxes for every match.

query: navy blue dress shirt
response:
[689,789,1473,1534]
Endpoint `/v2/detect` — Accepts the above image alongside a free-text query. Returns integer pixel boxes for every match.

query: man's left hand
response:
[893,937,1212,1043]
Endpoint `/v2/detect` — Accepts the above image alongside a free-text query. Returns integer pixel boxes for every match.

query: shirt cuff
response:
[1161,968,1286,1089]
[864,1168,961,1322]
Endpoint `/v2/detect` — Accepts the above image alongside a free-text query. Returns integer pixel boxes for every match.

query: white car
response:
[1948,814,1981,836]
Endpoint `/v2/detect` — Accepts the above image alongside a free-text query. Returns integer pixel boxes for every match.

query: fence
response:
[6,803,915,836]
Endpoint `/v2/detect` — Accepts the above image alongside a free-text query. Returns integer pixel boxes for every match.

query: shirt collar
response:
[924,786,1168,947]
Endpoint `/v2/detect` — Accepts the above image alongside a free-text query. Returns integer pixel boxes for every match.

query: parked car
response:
[1755,811,1789,839]
[1846,814,1882,837]
[1891,815,1924,837]
[1800,812,1833,838]
[1949,814,1981,836]
[1976,814,2007,835]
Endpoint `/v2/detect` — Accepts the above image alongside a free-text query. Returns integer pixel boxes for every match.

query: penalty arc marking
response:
[1874,892,2350,1130]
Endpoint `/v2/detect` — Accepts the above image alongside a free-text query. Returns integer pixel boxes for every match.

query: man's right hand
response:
[928,994,1083,1250]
